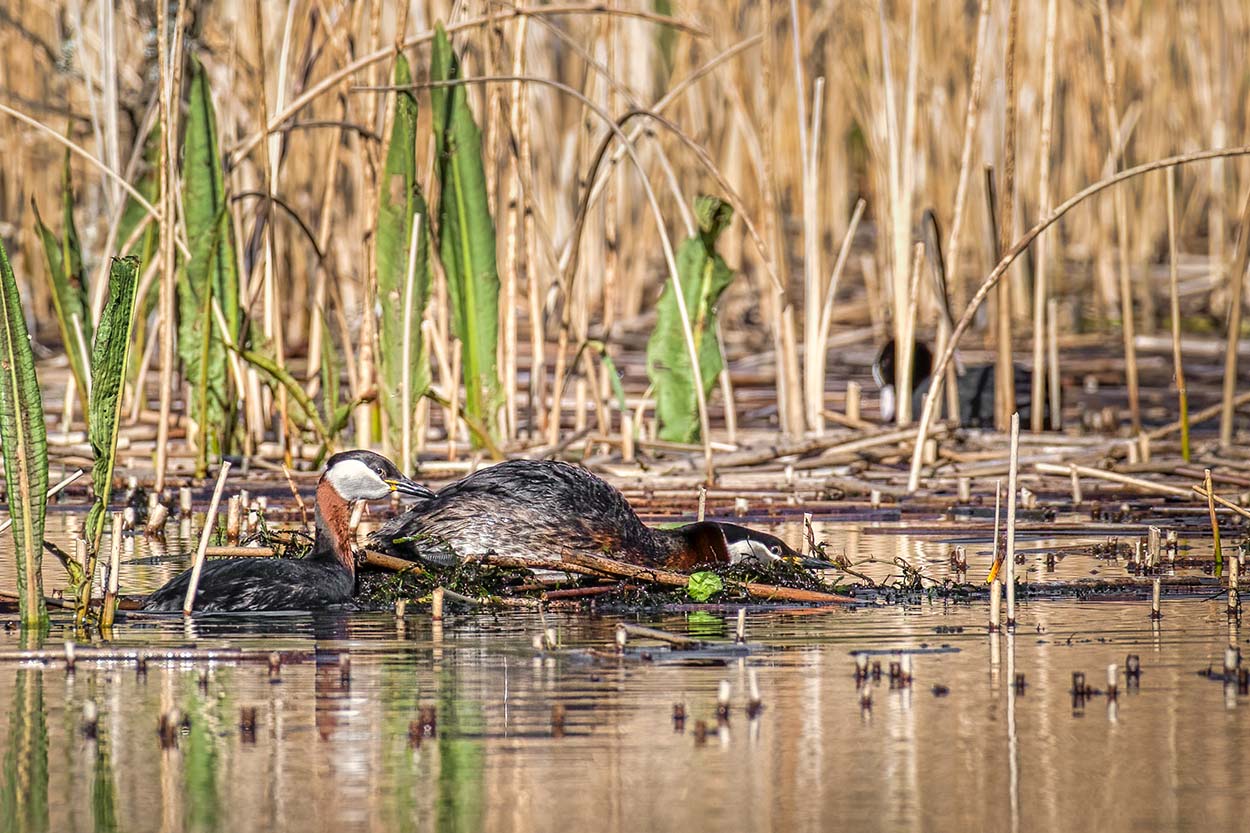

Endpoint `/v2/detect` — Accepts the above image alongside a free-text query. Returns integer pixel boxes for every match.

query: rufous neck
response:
[313,479,356,575]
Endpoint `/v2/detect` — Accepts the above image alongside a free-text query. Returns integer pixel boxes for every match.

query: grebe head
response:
[712,522,803,563]
[671,521,830,570]
[322,450,434,501]
[872,338,933,423]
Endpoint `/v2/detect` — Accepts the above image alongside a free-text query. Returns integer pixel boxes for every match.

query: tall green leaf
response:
[85,257,140,560]
[31,151,91,407]
[377,53,432,455]
[431,23,500,441]
[180,56,239,474]
[0,237,49,626]
[646,196,735,443]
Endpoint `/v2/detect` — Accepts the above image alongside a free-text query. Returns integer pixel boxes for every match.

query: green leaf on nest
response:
[687,571,724,602]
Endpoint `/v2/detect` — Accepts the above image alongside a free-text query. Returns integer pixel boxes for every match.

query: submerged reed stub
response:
[268,652,282,682]
[672,703,686,731]
[735,607,747,644]
[1125,654,1142,679]
[63,641,76,673]
[81,701,98,739]
[1151,579,1162,620]
[747,669,762,718]
[1224,645,1241,677]
[551,704,566,738]
[339,655,351,685]
[854,653,869,682]
[145,502,169,537]
[693,720,709,745]
[239,706,257,743]
[1106,664,1118,699]
[158,709,183,749]
[716,680,731,724]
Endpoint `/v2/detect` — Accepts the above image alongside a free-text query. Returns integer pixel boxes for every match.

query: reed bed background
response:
[1,0,1248,485]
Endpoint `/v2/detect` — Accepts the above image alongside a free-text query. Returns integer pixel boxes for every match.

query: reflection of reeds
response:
[0,1,1248,482]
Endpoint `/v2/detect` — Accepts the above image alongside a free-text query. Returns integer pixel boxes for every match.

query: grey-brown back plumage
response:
[369,459,660,564]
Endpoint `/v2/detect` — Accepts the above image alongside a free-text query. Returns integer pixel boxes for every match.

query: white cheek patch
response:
[880,385,896,423]
[726,538,777,564]
[327,459,391,500]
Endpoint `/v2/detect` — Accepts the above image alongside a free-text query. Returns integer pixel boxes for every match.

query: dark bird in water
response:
[872,338,1039,428]
[143,451,433,613]
[370,458,829,571]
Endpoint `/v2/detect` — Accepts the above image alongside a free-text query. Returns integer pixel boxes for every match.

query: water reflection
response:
[0,601,1245,832]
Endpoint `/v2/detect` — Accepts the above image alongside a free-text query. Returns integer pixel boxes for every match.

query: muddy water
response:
[0,515,1244,832]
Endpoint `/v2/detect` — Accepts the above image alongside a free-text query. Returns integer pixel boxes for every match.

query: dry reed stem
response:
[1220,187,1250,449]
[1004,412,1019,625]
[996,0,1020,430]
[1203,468,1223,568]
[943,0,992,312]
[1034,462,1190,498]
[1097,0,1140,433]
[182,461,232,615]
[1029,0,1058,433]
[1165,167,1189,462]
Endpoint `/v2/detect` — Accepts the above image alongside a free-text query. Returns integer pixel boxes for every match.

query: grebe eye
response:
[769,545,782,556]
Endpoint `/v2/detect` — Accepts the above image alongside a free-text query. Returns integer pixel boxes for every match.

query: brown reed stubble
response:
[1,1,1249,471]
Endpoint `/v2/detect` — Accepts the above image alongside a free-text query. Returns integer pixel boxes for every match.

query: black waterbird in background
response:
[143,451,432,612]
[871,209,1043,428]
[872,338,1037,428]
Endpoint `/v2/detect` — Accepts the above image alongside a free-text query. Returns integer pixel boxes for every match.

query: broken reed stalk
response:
[1029,0,1058,433]
[996,0,1019,431]
[1165,166,1189,462]
[1220,187,1250,449]
[1034,462,1190,497]
[1191,486,1250,522]
[1005,413,1019,626]
[0,469,83,535]
[1204,468,1223,570]
[987,478,1003,583]
[1097,0,1140,433]
[182,461,232,616]
[617,622,700,647]
[907,144,1250,493]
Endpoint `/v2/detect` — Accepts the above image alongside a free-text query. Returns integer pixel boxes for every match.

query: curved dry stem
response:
[229,5,707,164]
[0,102,190,259]
[906,145,1250,492]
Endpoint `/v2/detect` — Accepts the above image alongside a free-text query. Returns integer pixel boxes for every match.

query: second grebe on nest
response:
[143,451,432,612]
[370,458,828,571]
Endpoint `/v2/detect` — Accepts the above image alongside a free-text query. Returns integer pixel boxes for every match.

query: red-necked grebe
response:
[142,450,433,612]
[369,458,829,570]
